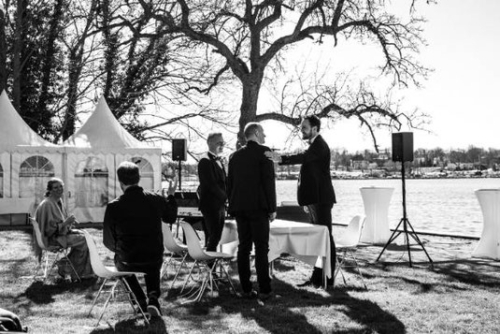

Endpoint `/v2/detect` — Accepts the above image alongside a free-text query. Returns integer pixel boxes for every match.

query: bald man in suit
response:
[227,122,277,300]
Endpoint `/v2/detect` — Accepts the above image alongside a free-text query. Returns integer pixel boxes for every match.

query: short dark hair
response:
[304,115,321,132]
[117,161,140,185]
[244,122,261,139]
[45,177,63,197]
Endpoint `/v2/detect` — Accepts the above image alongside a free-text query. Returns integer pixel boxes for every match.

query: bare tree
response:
[0,3,6,91]
[130,0,432,146]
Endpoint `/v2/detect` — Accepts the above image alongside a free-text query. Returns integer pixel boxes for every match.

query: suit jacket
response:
[227,140,277,215]
[285,135,336,206]
[197,152,227,212]
[103,185,178,265]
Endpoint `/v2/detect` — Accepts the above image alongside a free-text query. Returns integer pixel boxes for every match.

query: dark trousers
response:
[235,210,271,294]
[202,206,226,252]
[115,260,162,305]
[307,203,335,286]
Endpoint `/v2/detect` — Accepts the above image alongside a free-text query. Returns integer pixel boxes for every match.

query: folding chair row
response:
[161,221,236,303]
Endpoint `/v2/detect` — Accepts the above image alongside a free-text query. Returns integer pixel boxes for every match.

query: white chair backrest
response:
[338,215,366,247]
[162,223,187,253]
[180,221,211,261]
[82,230,108,277]
[30,217,48,250]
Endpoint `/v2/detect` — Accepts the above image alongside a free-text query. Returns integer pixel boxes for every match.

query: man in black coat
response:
[227,122,277,300]
[197,132,227,256]
[281,115,336,288]
[103,161,178,317]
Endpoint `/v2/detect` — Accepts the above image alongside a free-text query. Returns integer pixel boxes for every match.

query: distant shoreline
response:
[276,175,500,181]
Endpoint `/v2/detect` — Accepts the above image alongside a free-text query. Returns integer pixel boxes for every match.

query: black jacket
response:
[227,140,277,215]
[103,185,177,265]
[285,135,336,206]
[197,152,227,212]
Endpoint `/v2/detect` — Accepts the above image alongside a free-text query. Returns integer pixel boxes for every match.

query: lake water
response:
[276,178,499,238]
[178,178,498,238]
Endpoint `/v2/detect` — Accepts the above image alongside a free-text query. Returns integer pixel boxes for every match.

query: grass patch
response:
[1,227,499,333]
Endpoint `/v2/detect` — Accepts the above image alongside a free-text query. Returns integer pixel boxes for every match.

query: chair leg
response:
[180,260,200,293]
[95,281,117,326]
[349,253,367,289]
[170,253,189,289]
[120,277,150,325]
[44,252,61,282]
[62,252,81,282]
[219,260,236,295]
[160,253,174,278]
[88,279,108,316]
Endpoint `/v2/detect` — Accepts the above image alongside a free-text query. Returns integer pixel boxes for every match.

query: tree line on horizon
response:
[167,145,500,178]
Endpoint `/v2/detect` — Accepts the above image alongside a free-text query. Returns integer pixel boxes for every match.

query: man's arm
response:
[102,205,116,252]
[161,177,178,224]
[261,148,277,215]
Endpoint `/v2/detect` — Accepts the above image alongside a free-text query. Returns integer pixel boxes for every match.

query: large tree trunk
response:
[61,56,79,141]
[237,73,263,147]
[37,0,64,119]
[12,0,27,111]
[0,8,6,92]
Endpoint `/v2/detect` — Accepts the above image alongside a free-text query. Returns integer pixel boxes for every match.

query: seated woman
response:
[34,178,94,280]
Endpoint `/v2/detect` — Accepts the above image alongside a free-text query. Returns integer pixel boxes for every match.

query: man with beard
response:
[198,132,227,261]
[280,115,336,288]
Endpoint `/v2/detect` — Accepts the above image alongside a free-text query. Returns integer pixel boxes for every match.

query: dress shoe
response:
[147,299,162,317]
[258,291,278,301]
[239,289,258,299]
[297,280,320,288]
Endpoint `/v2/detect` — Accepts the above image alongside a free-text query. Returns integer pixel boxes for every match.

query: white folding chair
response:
[179,221,236,302]
[160,223,190,289]
[335,215,367,289]
[82,230,149,326]
[30,217,80,282]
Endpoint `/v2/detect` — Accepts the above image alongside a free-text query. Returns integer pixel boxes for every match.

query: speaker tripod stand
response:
[376,161,433,267]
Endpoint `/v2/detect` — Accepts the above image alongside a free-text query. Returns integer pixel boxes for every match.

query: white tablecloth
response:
[220,219,332,279]
[472,189,500,259]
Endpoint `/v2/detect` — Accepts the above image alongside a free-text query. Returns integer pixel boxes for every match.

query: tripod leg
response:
[376,218,405,262]
[404,219,434,266]
[403,219,413,267]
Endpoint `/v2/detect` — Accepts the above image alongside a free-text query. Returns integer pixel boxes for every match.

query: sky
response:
[260,0,500,153]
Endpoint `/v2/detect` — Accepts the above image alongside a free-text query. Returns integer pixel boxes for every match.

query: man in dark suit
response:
[103,161,178,317]
[198,132,227,256]
[227,122,277,300]
[281,115,336,288]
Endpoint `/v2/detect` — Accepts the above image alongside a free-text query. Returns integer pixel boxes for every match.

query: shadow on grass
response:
[167,278,406,334]
[20,278,99,304]
[88,316,167,334]
[431,259,500,289]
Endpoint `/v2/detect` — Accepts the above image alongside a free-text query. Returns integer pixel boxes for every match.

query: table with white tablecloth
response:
[220,219,332,283]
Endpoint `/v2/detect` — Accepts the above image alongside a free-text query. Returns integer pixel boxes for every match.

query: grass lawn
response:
[1,226,499,334]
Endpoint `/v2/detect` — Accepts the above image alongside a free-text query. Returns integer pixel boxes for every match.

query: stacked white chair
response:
[160,223,190,289]
[335,215,368,289]
[179,221,236,302]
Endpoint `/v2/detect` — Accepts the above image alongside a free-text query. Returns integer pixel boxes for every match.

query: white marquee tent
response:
[0,91,162,226]
[63,97,162,223]
[0,90,64,225]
